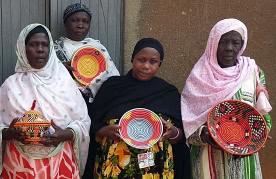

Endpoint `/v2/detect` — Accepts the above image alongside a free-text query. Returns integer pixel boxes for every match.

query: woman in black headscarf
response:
[87,38,190,179]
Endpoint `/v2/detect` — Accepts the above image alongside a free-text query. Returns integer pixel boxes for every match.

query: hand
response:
[40,120,73,147]
[63,61,75,71]
[160,117,178,142]
[200,126,221,150]
[3,118,29,144]
[97,125,121,142]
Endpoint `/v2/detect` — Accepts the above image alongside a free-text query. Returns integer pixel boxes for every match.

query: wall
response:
[124,0,276,178]
[0,0,49,84]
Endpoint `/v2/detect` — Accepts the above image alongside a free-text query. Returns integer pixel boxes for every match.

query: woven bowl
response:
[14,109,51,142]
[207,100,268,155]
[119,108,163,149]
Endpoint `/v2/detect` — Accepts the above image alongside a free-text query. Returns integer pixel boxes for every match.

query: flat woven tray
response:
[71,47,107,86]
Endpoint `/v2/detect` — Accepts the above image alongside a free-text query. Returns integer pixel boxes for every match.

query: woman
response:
[0,24,90,178]
[89,38,190,179]
[181,18,272,179]
[54,3,120,103]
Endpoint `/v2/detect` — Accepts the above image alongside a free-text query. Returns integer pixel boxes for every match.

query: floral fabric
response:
[94,119,174,179]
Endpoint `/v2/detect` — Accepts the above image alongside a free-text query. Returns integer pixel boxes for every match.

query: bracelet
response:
[169,127,180,140]
[69,128,76,142]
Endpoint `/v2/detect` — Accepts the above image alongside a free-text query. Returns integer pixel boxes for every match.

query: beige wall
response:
[124,0,276,178]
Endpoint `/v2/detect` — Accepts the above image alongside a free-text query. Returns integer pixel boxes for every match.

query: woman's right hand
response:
[96,125,121,142]
[200,126,221,150]
[2,118,28,143]
[62,61,75,71]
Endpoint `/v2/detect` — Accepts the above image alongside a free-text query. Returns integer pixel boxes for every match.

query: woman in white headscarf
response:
[181,18,272,179]
[0,24,90,178]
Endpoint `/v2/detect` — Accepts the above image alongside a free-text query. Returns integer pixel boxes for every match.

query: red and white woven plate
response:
[71,47,107,86]
[207,100,268,155]
[119,108,163,149]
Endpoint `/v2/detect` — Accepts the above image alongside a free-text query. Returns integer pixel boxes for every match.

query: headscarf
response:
[90,70,182,133]
[0,24,91,171]
[25,25,48,45]
[131,38,164,66]
[63,3,92,23]
[90,38,180,132]
[181,18,257,138]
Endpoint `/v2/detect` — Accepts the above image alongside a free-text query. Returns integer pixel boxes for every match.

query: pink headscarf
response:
[181,18,257,138]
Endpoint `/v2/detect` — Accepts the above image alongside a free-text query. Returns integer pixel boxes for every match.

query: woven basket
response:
[14,100,51,142]
[207,100,268,155]
[119,108,163,149]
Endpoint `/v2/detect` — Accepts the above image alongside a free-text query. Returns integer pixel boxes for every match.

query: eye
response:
[138,58,145,63]
[150,60,158,64]
[27,43,35,47]
[42,42,49,47]
[83,19,89,24]
[233,41,241,46]
[219,40,226,45]
[70,18,76,23]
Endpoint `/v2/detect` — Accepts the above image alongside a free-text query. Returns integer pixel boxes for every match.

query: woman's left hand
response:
[40,120,73,147]
[160,117,178,142]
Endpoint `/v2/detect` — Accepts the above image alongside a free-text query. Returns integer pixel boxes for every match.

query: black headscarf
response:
[90,70,182,132]
[131,38,164,66]
[25,26,48,45]
[63,3,92,23]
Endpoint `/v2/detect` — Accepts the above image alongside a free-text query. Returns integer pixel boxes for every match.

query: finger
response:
[10,118,18,128]
[110,125,121,131]
[67,66,76,71]
[51,120,61,130]
[63,62,75,71]
[160,132,170,142]
[160,116,167,125]
[44,133,58,138]
[114,133,121,141]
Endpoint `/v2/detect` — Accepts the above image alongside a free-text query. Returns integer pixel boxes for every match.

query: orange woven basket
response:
[207,100,268,155]
[14,100,51,142]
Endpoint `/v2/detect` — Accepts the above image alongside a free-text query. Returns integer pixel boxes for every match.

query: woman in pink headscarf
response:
[181,18,272,179]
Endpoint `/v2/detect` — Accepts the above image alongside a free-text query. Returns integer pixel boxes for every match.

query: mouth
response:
[75,32,85,36]
[139,71,149,76]
[224,56,234,60]
[36,58,47,63]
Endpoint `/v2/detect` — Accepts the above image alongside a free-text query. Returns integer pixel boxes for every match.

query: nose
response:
[77,22,84,28]
[225,42,234,51]
[37,45,45,53]
[142,61,150,70]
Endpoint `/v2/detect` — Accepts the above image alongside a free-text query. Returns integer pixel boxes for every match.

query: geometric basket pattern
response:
[119,108,163,149]
[14,110,51,142]
[207,100,268,155]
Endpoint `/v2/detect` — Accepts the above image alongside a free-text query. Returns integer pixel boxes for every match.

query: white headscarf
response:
[0,23,91,169]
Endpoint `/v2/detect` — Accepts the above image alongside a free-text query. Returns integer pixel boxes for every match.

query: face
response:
[132,47,161,81]
[217,30,243,68]
[26,33,50,69]
[64,12,91,41]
